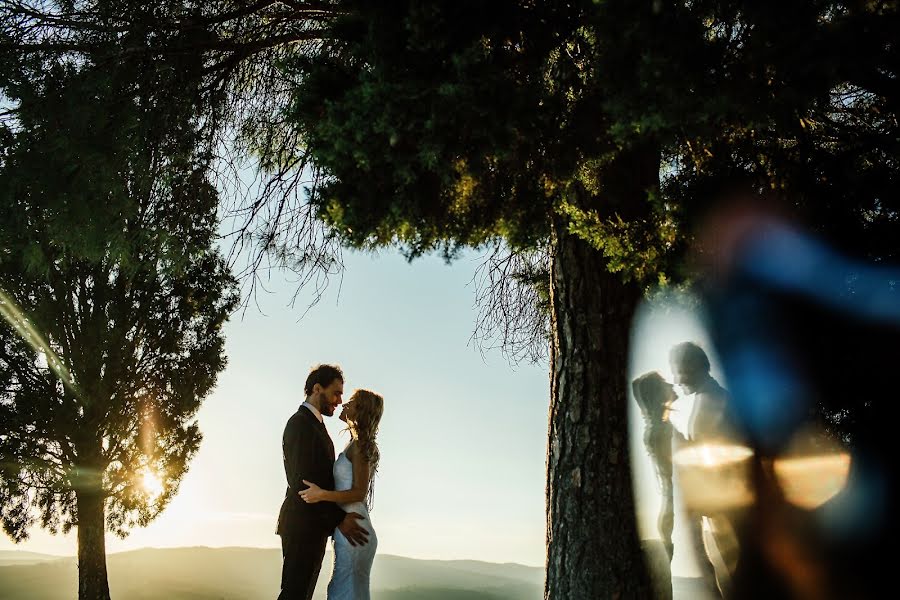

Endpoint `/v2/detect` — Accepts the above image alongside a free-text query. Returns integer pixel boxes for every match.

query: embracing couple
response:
[633,342,736,599]
[276,364,384,600]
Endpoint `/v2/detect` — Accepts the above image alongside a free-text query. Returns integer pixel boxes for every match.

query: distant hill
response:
[0,550,62,567]
[0,547,542,600]
[0,546,710,599]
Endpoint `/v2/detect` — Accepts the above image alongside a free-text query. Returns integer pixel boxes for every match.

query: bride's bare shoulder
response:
[344,440,358,459]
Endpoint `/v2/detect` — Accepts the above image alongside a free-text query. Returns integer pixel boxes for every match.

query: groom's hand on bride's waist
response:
[339,512,370,546]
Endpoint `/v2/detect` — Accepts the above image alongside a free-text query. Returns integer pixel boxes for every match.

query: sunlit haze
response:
[2,253,747,578]
[0,249,550,567]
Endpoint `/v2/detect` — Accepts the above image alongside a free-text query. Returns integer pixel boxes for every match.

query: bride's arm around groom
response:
[301,441,370,505]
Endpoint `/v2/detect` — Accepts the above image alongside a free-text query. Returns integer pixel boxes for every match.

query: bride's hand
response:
[299,480,325,503]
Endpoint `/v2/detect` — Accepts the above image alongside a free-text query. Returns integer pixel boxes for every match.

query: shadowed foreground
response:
[0,546,709,599]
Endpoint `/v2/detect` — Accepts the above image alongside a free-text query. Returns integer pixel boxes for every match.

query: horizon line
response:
[0,545,546,569]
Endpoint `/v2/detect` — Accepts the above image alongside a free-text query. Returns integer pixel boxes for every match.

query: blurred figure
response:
[670,342,737,599]
[670,342,732,443]
[633,372,678,561]
[694,206,899,600]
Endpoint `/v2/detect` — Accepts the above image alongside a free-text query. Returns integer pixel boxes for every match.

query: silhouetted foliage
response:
[0,27,238,600]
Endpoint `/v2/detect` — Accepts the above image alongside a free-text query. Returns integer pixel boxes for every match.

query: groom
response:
[670,342,735,599]
[277,364,369,600]
[670,342,732,442]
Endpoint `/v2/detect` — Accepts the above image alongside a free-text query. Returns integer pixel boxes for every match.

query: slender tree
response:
[0,41,238,600]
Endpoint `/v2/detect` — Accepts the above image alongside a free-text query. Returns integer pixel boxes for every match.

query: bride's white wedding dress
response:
[327,450,377,600]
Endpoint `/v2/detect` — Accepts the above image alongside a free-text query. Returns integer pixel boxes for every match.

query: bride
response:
[300,389,384,600]
[632,371,677,561]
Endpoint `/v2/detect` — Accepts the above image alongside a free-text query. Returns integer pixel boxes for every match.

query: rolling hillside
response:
[0,547,542,600]
[0,546,712,599]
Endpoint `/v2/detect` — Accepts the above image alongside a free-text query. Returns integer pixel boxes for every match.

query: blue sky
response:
[0,248,551,566]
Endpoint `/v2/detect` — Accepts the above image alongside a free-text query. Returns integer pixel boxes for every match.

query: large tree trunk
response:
[76,489,111,600]
[545,222,648,598]
[545,143,660,599]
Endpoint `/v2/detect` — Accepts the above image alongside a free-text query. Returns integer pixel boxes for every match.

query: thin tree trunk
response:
[76,489,111,600]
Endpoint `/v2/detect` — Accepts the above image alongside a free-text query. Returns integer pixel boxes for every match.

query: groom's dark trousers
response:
[276,406,345,600]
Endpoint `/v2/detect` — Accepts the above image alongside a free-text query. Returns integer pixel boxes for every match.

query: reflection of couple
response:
[633,342,732,599]
[276,365,384,600]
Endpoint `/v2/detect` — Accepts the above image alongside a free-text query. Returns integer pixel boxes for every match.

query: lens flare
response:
[0,288,79,397]
[674,443,755,511]
[774,453,851,510]
[674,443,754,467]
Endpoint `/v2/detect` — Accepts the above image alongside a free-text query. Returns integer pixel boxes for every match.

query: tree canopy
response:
[0,28,237,599]
[273,0,899,273]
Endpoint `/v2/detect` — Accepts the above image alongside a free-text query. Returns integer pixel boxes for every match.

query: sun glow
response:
[141,470,164,499]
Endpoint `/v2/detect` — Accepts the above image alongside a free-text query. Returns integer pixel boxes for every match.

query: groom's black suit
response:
[277,406,345,600]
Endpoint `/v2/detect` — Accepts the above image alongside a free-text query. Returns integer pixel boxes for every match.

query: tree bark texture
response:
[545,224,649,598]
[545,143,660,599]
[76,489,111,600]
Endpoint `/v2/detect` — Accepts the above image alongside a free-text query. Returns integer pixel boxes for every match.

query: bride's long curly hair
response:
[345,389,384,509]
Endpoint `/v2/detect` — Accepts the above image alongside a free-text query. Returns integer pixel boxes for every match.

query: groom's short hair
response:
[304,364,344,396]
[670,341,711,374]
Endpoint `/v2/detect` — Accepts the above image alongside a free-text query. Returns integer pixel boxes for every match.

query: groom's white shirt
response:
[687,377,728,441]
[302,401,324,423]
